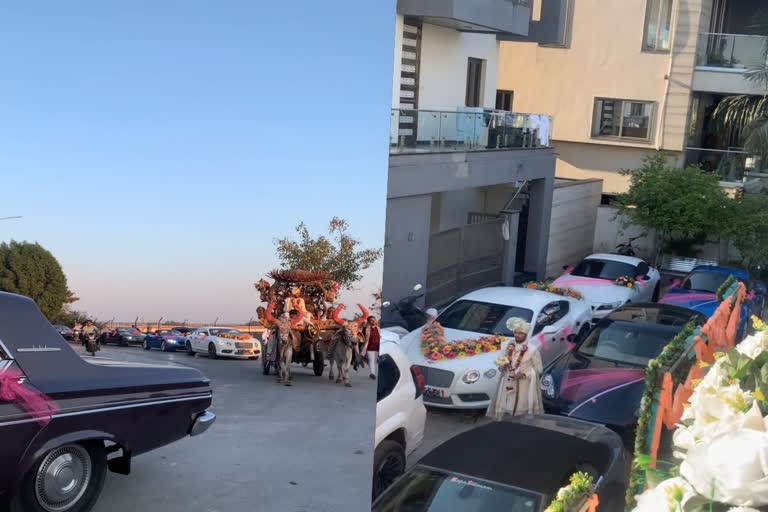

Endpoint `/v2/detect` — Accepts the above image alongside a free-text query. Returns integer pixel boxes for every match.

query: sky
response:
[0,1,395,323]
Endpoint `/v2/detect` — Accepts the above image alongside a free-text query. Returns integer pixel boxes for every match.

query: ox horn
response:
[265,301,278,325]
[333,304,346,326]
[356,304,370,324]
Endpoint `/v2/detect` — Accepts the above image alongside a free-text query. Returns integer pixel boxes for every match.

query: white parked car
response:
[185,327,261,360]
[373,339,427,499]
[399,287,592,410]
[552,253,661,320]
[380,328,402,343]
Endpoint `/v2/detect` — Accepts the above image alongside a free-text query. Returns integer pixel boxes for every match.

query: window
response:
[465,58,484,108]
[643,0,673,51]
[495,90,513,111]
[377,355,400,402]
[636,262,650,277]
[533,301,570,334]
[571,258,638,281]
[592,98,654,141]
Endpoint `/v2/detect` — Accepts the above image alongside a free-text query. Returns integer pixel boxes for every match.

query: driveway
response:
[84,344,375,512]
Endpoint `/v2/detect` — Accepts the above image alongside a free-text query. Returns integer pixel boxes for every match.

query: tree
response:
[728,193,768,271]
[0,240,77,320]
[274,217,383,289]
[616,154,733,257]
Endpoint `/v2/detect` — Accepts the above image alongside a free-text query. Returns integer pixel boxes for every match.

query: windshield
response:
[437,301,533,336]
[578,320,682,366]
[570,259,637,281]
[373,467,541,512]
[681,271,731,294]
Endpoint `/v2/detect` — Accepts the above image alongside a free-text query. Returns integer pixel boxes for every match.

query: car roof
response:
[605,303,707,326]
[585,253,644,266]
[418,415,620,498]
[456,287,579,311]
[690,265,749,280]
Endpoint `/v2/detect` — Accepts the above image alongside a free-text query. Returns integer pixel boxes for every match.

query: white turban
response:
[506,317,531,334]
[426,308,438,319]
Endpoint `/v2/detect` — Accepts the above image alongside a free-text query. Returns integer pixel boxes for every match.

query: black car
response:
[372,415,626,512]
[540,304,707,445]
[53,325,74,341]
[106,328,146,346]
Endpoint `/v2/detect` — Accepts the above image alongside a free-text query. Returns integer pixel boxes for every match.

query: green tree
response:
[616,154,733,257]
[0,240,77,320]
[728,193,768,270]
[274,217,383,289]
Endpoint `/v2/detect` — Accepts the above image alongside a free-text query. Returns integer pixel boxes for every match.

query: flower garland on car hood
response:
[216,332,252,341]
[525,281,584,300]
[421,322,503,361]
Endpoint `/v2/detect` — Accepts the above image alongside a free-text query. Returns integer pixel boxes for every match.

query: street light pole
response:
[0,216,22,222]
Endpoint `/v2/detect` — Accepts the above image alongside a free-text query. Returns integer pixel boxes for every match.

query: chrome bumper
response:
[190,411,216,437]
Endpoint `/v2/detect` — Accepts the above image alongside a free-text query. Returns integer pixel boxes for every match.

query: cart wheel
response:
[313,350,324,376]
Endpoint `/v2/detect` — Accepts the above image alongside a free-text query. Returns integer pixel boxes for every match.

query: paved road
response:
[79,344,376,512]
[407,407,490,469]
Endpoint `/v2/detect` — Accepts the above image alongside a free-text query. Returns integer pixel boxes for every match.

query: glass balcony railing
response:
[390,108,552,154]
[696,33,768,69]
[685,147,763,181]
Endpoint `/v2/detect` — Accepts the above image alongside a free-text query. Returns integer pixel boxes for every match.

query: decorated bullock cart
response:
[255,270,369,385]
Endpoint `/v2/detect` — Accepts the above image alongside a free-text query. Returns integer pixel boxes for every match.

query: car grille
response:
[235,342,254,349]
[415,365,454,388]
[457,393,490,403]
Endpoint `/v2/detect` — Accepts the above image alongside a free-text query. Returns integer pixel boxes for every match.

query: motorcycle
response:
[83,331,100,356]
[615,235,642,257]
[380,284,428,336]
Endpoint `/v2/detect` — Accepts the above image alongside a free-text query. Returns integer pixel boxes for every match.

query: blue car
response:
[142,329,187,352]
[660,265,766,338]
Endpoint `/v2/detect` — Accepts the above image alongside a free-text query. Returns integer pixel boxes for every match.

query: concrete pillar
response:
[381,194,433,323]
[501,210,520,286]
[524,177,554,280]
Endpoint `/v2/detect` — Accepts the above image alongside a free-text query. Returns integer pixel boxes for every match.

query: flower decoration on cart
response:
[421,322,504,361]
[545,471,599,512]
[524,281,584,300]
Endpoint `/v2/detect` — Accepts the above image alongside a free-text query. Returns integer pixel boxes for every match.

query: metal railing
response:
[390,108,552,154]
[696,32,768,69]
[685,147,762,181]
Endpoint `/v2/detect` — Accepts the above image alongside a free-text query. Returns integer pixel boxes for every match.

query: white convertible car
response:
[185,327,261,360]
[399,287,592,410]
[552,253,661,320]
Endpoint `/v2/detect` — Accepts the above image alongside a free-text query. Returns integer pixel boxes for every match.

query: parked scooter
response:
[380,284,428,336]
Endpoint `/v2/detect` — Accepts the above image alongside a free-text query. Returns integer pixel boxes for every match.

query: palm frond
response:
[745,64,768,89]
[712,95,768,143]
[743,115,768,161]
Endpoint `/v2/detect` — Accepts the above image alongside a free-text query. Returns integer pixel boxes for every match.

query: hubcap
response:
[35,445,92,512]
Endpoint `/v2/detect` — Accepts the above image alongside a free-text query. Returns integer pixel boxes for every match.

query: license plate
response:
[424,386,447,399]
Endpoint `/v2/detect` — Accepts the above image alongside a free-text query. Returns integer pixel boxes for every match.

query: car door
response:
[194,329,210,352]
[532,301,571,364]
[635,261,656,302]
[376,354,404,445]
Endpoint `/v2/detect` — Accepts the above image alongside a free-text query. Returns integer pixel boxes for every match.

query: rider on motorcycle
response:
[81,320,100,355]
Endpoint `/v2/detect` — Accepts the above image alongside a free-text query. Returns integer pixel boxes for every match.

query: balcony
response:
[693,33,768,94]
[396,0,531,36]
[684,147,762,182]
[390,108,552,154]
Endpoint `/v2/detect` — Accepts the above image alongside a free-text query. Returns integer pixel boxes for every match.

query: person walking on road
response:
[361,316,381,380]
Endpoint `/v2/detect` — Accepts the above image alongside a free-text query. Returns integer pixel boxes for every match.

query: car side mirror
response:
[541,325,558,335]
[638,274,649,281]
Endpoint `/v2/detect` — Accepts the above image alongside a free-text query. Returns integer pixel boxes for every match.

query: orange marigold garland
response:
[217,332,253,341]
[421,322,504,361]
[524,281,584,300]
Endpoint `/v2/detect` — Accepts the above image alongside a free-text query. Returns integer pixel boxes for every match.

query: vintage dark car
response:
[371,414,626,512]
[540,303,706,446]
[53,325,74,341]
[0,292,216,512]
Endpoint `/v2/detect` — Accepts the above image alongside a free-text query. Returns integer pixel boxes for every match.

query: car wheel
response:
[9,442,107,512]
[161,341,167,352]
[313,350,324,376]
[208,343,218,359]
[372,440,405,500]
[143,340,150,351]
[652,283,660,302]
[186,342,195,356]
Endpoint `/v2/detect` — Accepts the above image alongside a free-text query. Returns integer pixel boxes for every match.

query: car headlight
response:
[597,301,623,311]
[541,374,556,399]
[462,370,481,384]
[484,369,497,379]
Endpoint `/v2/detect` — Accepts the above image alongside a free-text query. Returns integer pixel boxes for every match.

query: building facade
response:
[498,0,767,195]
[382,0,560,313]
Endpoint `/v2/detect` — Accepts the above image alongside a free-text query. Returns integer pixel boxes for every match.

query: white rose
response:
[681,429,768,506]
[631,477,696,512]
[736,331,768,359]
